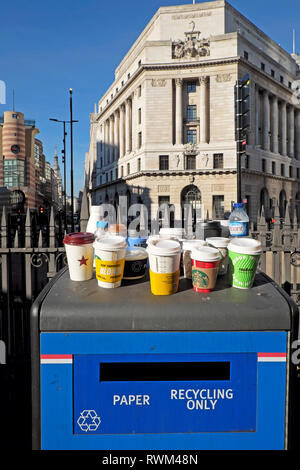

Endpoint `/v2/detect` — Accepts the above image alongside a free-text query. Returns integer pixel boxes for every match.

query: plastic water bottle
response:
[93,221,109,267]
[94,220,109,240]
[229,203,249,237]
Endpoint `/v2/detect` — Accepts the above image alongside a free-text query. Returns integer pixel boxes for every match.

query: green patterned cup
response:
[228,238,262,289]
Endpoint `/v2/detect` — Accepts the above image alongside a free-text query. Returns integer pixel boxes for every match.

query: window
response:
[116,88,118,93]
[272,161,276,175]
[262,158,266,172]
[137,158,141,172]
[280,76,284,84]
[12,113,18,119]
[115,168,118,179]
[297,168,300,179]
[213,196,224,219]
[138,132,142,148]
[137,85,141,97]
[187,128,197,144]
[185,154,196,170]
[127,163,130,175]
[289,166,293,178]
[288,81,292,89]
[138,59,141,67]
[213,153,224,169]
[121,166,124,178]
[159,155,169,171]
[271,69,275,78]
[138,108,141,124]
[187,105,197,121]
[127,73,130,80]
[111,94,113,99]
[244,51,248,60]
[3,159,25,187]
[261,62,265,71]
[281,164,285,176]
[158,195,170,208]
[187,82,196,93]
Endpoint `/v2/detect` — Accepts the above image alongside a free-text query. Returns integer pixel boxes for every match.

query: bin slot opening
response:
[100,361,230,382]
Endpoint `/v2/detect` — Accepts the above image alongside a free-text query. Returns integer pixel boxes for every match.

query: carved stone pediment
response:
[184,142,199,155]
[172,30,210,59]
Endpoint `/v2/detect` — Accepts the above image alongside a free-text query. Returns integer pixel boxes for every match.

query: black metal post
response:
[63,121,67,230]
[69,88,74,233]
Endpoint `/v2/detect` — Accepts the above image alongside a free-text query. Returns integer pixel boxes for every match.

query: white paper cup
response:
[182,239,207,279]
[206,237,230,276]
[63,232,95,281]
[147,239,181,295]
[94,235,127,288]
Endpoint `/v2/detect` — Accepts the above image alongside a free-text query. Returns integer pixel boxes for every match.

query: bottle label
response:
[229,221,248,236]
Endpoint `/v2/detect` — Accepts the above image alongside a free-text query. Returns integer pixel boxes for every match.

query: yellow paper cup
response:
[147,239,181,295]
[94,235,127,288]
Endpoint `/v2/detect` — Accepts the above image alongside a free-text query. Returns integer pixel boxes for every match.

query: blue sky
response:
[0,0,299,196]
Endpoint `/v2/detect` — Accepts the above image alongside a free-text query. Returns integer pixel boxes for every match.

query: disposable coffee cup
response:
[191,246,221,293]
[182,239,207,279]
[63,232,94,281]
[159,227,185,240]
[123,247,148,280]
[228,238,262,289]
[147,239,181,295]
[93,235,127,288]
[206,237,230,276]
[108,224,127,238]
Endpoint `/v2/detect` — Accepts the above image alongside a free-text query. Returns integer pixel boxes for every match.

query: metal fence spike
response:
[13,229,19,248]
[80,186,89,233]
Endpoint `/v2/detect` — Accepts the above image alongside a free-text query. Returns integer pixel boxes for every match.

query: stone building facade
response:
[85,0,300,223]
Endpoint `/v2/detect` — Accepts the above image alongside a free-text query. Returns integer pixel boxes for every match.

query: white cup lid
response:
[228,238,262,254]
[182,239,207,251]
[94,235,127,250]
[125,246,148,260]
[160,227,184,236]
[191,246,222,262]
[206,237,230,248]
[147,238,181,255]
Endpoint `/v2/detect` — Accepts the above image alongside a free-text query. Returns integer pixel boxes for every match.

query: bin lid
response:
[33,268,297,333]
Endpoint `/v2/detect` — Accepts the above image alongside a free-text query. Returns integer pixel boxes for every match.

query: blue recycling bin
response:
[31,267,298,450]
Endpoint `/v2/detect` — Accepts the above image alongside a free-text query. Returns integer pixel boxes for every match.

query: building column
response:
[262,89,270,151]
[175,78,183,145]
[114,110,119,161]
[255,84,260,146]
[109,115,114,163]
[119,104,125,158]
[288,106,295,158]
[281,101,287,156]
[125,98,132,154]
[296,110,300,160]
[199,76,209,144]
[104,120,109,165]
[271,95,279,154]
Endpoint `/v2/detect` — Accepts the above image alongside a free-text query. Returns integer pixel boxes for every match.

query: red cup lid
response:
[63,232,94,245]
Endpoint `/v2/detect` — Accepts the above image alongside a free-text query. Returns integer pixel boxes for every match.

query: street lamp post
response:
[49,113,78,232]
[69,88,74,232]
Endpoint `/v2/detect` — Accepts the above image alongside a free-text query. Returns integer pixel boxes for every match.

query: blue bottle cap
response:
[96,220,109,228]
[233,203,243,208]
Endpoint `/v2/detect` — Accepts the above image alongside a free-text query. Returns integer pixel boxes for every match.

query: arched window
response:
[260,187,270,219]
[279,189,287,220]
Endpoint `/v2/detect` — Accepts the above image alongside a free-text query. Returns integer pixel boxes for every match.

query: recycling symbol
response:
[77,410,101,432]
